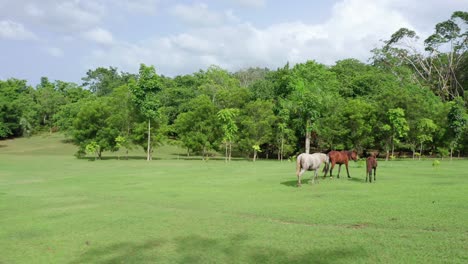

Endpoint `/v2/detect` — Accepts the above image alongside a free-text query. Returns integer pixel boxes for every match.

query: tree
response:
[217,108,239,162]
[341,99,377,152]
[376,11,468,100]
[446,97,467,159]
[35,77,65,132]
[287,61,339,153]
[0,78,38,139]
[386,108,410,160]
[72,97,118,158]
[233,67,269,88]
[129,64,163,161]
[85,141,100,161]
[174,95,220,159]
[82,67,126,96]
[416,118,438,160]
[238,100,276,161]
[274,103,296,161]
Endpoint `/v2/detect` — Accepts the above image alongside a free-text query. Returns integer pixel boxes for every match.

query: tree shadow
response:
[78,156,161,161]
[60,138,74,144]
[0,144,7,148]
[167,153,248,162]
[70,234,367,264]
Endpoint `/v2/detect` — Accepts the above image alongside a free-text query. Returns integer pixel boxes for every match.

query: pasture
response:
[0,135,467,263]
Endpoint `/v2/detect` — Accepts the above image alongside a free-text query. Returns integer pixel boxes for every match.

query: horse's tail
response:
[322,153,330,174]
[296,154,302,176]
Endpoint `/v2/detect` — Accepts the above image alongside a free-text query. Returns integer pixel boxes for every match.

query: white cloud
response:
[3,1,105,33]
[44,47,64,57]
[171,3,225,26]
[115,0,160,15]
[83,27,114,45]
[229,0,266,8]
[86,0,414,75]
[0,20,37,40]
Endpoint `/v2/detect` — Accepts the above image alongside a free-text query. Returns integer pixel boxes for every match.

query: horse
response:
[325,150,358,178]
[366,155,377,183]
[296,153,329,187]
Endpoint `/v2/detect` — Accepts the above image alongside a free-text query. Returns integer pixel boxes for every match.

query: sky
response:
[0,0,467,86]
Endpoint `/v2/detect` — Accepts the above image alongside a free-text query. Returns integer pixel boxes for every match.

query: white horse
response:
[296,153,329,187]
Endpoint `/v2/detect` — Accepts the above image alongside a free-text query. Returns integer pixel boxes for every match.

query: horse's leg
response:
[322,162,328,179]
[345,161,351,178]
[374,167,376,182]
[314,169,319,184]
[337,164,342,178]
[297,168,306,187]
[329,161,335,178]
[369,170,372,183]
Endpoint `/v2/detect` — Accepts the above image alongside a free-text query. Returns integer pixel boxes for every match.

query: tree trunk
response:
[305,120,311,154]
[225,142,228,162]
[147,119,151,161]
[419,142,423,160]
[280,137,284,162]
[385,150,389,161]
[450,147,453,160]
[391,138,395,159]
[229,142,232,161]
[253,150,257,162]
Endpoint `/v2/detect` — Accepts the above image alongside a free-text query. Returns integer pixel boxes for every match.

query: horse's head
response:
[350,151,358,161]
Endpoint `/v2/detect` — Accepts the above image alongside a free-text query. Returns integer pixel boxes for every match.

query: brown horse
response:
[366,155,377,183]
[325,150,358,178]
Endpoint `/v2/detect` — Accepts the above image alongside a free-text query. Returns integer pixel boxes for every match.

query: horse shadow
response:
[348,177,366,183]
[280,178,326,187]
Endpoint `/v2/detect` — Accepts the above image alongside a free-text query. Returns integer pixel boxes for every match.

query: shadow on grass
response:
[78,156,161,161]
[348,177,366,183]
[167,153,249,161]
[60,138,74,144]
[71,234,367,264]
[280,177,329,187]
[0,144,7,148]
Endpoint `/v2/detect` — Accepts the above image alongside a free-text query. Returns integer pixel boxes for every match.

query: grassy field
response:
[0,134,467,263]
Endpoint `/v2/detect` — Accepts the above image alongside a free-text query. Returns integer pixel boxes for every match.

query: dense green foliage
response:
[1,11,467,159]
[0,135,467,263]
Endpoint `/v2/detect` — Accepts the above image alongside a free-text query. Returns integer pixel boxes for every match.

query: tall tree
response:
[82,67,125,96]
[129,64,163,161]
[174,95,220,159]
[375,11,468,100]
[217,108,239,162]
[287,61,339,153]
[238,100,276,161]
[35,77,65,132]
[416,118,438,159]
[385,108,410,160]
[446,97,467,159]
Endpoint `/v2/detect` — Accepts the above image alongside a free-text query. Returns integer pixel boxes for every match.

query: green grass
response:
[1,134,467,263]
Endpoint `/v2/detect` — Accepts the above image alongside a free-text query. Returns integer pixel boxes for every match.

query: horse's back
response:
[328,150,345,162]
[298,153,326,170]
[366,156,377,168]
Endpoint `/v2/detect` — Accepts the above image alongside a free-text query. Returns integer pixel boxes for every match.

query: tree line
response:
[1,11,467,160]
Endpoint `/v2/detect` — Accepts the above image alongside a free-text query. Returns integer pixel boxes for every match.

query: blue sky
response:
[0,0,467,86]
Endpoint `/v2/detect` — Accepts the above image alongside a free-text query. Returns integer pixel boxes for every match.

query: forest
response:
[1,11,467,160]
